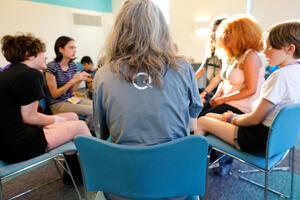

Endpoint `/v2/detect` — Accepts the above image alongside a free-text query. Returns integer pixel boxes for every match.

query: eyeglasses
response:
[224,30,231,35]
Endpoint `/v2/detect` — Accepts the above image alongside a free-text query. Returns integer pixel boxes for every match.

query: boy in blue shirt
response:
[81,56,96,99]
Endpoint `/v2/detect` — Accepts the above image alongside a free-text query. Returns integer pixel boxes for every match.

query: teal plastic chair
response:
[0,141,81,200]
[207,103,300,199]
[75,135,209,200]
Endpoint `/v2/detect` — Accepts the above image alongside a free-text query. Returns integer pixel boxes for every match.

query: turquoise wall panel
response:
[24,0,112,13]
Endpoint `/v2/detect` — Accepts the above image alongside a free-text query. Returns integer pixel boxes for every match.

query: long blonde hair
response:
[104,0,183,87]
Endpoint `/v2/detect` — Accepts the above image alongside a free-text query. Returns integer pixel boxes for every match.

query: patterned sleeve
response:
[46,61,58,76]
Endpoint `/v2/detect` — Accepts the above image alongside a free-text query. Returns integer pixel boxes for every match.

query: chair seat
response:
[0,141,76,179]
[206,135,286,171]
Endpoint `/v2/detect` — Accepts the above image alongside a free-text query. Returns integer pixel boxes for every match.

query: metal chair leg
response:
[1,159,65,200]
[290,148,295,199]
[63,155,82,200]
[0,181,3,200]
[204,155,209,200]
[238,167,290,174]
[264,171,268,200]
[53,159,63,178]
[230,171,290,198]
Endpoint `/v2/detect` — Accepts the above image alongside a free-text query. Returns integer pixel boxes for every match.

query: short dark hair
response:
[54,36,74,62]
[1,33,46,63]
[81,56,93,64]
[213,18,226,26]
[267,20,300,58]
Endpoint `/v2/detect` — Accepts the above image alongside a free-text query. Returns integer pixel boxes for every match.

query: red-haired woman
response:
[197,15,267,175]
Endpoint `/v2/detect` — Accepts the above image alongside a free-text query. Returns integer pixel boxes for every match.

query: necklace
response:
[227,54,240,66]
[223,54,240,79]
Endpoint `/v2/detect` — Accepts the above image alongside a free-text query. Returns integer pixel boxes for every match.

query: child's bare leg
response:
[195,116,237,146]
[205,113,223,121]
[54,112,78,121]
[43,120,91,151]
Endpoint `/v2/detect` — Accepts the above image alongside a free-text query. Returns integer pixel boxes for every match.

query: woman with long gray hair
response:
[93,0,202,199]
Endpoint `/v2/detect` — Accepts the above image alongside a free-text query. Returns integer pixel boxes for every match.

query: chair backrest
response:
[267,103,300,158]
[75,135,209,199]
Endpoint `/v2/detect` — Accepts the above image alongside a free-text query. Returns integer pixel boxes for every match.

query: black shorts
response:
[237,124,270,156]
[0,126,47,163]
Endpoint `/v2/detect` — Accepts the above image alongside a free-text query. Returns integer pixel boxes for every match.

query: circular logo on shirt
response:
[132,72,153,90]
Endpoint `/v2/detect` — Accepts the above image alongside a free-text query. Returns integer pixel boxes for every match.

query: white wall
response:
[169,0,300,63]
[0,0,115,66]
[169,0,246,63]
[111,0,125,16]
[1,0,300,66]
[251,0,300,30]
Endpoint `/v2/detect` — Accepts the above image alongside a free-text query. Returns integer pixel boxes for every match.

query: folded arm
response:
[21,100,55,126]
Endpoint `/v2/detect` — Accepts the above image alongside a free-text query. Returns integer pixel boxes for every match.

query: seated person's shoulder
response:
[47,61,57,68]
[22,66,43,79]
[241,50,261,69]
[46,61,59,74]
[244,50,260,61]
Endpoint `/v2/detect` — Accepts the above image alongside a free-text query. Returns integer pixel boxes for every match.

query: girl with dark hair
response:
[195,16,227,102]
[0,33,91,165]
[45,36,94,132]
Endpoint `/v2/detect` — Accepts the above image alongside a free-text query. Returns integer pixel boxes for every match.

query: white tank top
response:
[222,49,266,113]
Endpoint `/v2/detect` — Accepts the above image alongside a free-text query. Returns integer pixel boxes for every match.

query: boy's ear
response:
[286,44,296,56]
[25,51,34,61]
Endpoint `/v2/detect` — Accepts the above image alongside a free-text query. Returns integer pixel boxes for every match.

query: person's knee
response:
[76,120,91,135]
[69,112,79,120]
[58,112,78,120]
[197,116,206,123]
[205,113,215,118]
[205,113,222,120]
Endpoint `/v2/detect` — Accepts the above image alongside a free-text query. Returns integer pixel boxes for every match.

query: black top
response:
[0,63,47,163]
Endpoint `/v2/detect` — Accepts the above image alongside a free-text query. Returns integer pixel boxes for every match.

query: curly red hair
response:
[217,15,264,57]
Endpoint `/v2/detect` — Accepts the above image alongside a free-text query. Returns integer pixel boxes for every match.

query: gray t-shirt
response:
[93,61,202,145]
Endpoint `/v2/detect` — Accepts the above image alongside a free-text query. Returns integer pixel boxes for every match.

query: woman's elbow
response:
[49,91,60,98]
[22,114,34,125]
[246,88,256,96]
[251,118,261,125]
[249,115,264,125]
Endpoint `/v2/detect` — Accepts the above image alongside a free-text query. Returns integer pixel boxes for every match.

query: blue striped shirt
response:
[46,61,78,105]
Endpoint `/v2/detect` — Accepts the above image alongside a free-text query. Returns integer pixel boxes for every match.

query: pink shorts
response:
[43,120,91,152]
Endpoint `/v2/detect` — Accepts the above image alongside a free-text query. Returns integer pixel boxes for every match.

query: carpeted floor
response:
[2,137,300,200]
[206,151,300,200]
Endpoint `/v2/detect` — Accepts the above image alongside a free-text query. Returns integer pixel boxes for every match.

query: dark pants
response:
[198,88,217,102]
[199,102,244,164]
[199,102,244,117]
